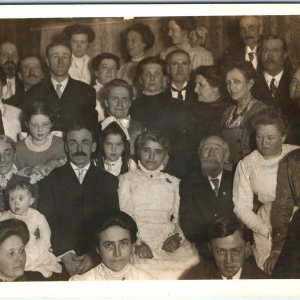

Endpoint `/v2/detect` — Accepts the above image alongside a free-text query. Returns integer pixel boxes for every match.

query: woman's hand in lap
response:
[135,242,153,259]
[263,252,280,275]
[162,233,182,253]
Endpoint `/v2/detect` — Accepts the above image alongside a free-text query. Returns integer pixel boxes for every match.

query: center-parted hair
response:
[251,107,289,136]
[94,210,138,245]
[97,121,131,175]
[208,216,250,243]
[0,219,30,246]
[24,101,58,125]
[137,130,170,156]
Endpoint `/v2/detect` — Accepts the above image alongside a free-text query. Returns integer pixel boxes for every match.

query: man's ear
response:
[45,57,49,68]
[64,142,69,154]
[281,134,287,144]
[92,141,97,153]
[208,242,212,252]
[96,247,100,256]
[248,78,254,90]
[18,71,23,82]
[244,241,251,258]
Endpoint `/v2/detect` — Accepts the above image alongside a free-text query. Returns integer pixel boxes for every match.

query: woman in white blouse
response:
[233,108,299,270]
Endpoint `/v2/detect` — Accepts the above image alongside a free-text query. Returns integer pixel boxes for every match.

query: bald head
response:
[0,42,19,78]
[239,16,263,50]
[198,136,230,177]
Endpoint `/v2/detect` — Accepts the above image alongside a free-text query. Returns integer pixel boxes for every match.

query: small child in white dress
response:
[118,131,200,279]
[93,121,136,176]
[70,210,153,280]
[0,179,62,278]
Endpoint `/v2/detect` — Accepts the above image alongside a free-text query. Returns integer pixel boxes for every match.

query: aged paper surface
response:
[0,3,300,299]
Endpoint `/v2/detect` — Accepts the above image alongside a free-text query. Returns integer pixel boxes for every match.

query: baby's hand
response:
[162,233,182,253]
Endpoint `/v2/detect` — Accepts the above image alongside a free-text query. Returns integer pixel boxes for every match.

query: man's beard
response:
[201,158,222,177]
[3,62,17,77]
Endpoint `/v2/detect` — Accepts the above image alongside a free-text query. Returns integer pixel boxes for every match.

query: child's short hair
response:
[137,130,170,156]
[5,179,35,203]
[97,121,131,174]
[94,210,138,245]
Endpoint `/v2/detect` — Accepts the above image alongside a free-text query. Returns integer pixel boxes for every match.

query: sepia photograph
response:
[0,3,300,298]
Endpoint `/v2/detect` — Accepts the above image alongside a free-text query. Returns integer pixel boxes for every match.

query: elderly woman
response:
[233,108,299,270]
[0,219,44,281]
[118,22,155,86]
[101,79,144,156]
[221,60,267,168]
[160,17,213,70]
[63,24,95,84]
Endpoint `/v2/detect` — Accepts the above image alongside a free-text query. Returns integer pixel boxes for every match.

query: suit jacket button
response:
[214,213,219,218]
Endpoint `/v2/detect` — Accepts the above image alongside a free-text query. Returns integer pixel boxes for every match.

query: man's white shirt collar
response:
[221,267,242,280]
[264,70,284,88]
[208,172,223,190]
[51,76,69,94]
[245,45,258,69]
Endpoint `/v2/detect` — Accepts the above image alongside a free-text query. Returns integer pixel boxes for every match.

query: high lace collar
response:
[138,160,164,177]
[100,263,130,280]
[25,134,53,152]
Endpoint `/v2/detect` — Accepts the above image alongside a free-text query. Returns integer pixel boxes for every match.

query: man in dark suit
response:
[181,216,270,279]
[165,49,196,103]
[221,16,263,71]
[24,40,97,132]
[0,41,24,107]
[179,136,234,258]
[37,121,119,276]
[252,34,298,143]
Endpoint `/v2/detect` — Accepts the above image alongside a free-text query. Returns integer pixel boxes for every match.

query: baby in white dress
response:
[0,179,62,277]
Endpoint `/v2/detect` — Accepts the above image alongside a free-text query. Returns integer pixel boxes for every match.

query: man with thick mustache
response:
[221,16,263,71]
[179,136,234,259]
[37,120,119,277]
[252,34,298,143]
[0,42,24,105]
[181,216,269,279]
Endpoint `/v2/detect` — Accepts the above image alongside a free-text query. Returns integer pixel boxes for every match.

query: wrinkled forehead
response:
[66,128,93,142]
[142,63,163,73]
[21,57,41,68]
[240,16,260,28]
[201,137,225,150]
[48,45,71,56]
[169,53,190,63]
[0,42,18,54]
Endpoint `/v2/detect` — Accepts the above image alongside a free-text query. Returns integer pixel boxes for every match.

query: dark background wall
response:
[0,15,298,66]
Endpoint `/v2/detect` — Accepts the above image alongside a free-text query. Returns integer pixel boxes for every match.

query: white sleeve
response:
[36,211,52,248]
[233,160,269,235]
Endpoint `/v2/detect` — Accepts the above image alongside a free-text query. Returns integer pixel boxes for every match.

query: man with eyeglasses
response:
[24,40,97,132]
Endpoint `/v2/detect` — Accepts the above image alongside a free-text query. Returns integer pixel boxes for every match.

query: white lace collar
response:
[25,134,53,152]
[100,263,130,280]
[138,160,164,177]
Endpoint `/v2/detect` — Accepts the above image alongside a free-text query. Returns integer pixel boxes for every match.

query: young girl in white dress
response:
[70,210,153,280]
[15,101,66,183]
[118,131,200,279]
[0,179,62,277]
[93,121,136,176]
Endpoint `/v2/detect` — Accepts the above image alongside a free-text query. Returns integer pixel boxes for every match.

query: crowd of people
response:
[0,15,300,281]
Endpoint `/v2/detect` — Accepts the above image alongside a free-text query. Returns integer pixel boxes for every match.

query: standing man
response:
[179,136,234,258]
[222,16,263,70]
[0,41,24,105]
[252,34,297,143]
[165,49,196,103]
[24,40,97,131]
[37,120,119,275]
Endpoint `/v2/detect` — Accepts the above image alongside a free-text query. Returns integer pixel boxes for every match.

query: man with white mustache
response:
[179,136,234,259]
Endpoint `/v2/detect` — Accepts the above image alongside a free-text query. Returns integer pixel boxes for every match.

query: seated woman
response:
[118,22,155,87]
[233,108,299,270]
[160,17,213,70]
[15,101,66,184]
[102,79,144,157]
[70,210,153,280]
[221,60,267,169]
[118,131,200,279]
[0,219,44,281]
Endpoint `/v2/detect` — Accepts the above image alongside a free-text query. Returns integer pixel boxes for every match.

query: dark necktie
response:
[0,109,5,135]
[248,52,255,62]
[270,78,277,98]
[211,178,219,197]
[171,86,186,101]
